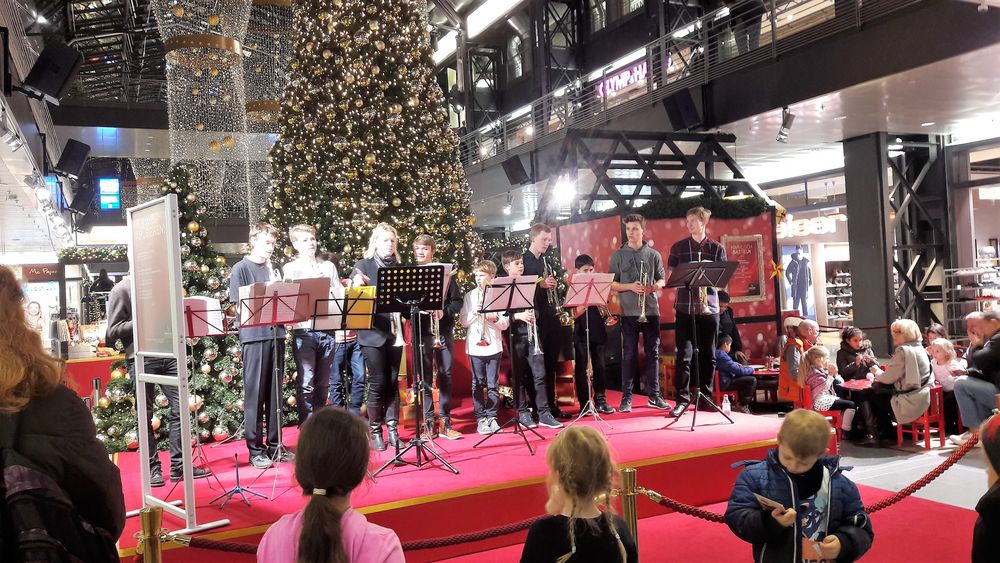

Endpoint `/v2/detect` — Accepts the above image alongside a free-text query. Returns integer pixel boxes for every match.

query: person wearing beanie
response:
[974,413,1000,563]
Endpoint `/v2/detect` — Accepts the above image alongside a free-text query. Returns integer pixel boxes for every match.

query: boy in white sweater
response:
[460,260,509,435]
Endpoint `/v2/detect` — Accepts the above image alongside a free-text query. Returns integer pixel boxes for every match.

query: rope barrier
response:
[400,516,542,551]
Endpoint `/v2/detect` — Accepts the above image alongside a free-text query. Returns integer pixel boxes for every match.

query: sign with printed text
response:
[595,61,648,97]
[22,264,59,281]
[721,234,766,303]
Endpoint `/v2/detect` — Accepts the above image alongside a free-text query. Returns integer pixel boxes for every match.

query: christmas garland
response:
[58,245,129,264]
[639,195,772,220]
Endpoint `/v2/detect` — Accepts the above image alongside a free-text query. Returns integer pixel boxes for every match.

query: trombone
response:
[637,261,649,324]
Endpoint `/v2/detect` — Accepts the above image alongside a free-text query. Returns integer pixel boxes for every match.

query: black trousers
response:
[539,320,562,412]
[511,332,550,415]
[241,339,283,458]
[674,311,720,404]
[722,375,757,406]
[129,358,182,472]
[362,342,402,426]
[417,333,455,423]
[574,339,607,407]
[943,389,961,435]
[620,316,661,399]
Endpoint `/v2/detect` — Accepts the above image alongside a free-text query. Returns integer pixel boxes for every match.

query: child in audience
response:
[715,335,757,414]
[928,337,966,436]
[725,409,874,563]
[520,426,638,563]
[974,414,1000,562]
[257,408,403,563]
[798,346,856,433]
[460,260,509,435]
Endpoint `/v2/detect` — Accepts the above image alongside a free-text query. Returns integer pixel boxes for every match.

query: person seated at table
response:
[951,311,1000,446]
[799,347,856,435]
[715,335,756,414]
[778,318,817,404]
[835,326,882,443]
[718,291,748,364]
[925,322,948,346]
[868,319,933,447]
[927,337,965,436]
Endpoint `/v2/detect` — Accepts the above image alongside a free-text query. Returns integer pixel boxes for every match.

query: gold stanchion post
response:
[137,506,163,563]
[620,467,638,546]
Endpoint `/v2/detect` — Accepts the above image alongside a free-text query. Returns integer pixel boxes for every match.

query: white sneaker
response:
[949,431,972,446]
[476,419,491,435]
[487,417,500,433]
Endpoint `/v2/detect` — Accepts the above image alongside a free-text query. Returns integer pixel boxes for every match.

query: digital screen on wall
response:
[98,177,121,210]
[44,176,65,208]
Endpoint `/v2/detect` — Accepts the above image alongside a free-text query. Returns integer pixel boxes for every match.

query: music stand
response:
[562,273,615,433]
[664,260,739,431]
[209,454,266,509]
[312,285,375,410]
[237,282,308,497]
[473,275,546,455]
[371,265,459,477]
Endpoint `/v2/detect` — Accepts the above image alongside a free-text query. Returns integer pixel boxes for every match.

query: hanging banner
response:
[721,234,766,302]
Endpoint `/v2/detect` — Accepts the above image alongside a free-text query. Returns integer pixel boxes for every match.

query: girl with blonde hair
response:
[520,426,637,563]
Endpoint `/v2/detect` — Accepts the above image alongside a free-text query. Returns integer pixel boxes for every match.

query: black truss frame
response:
[532,128,766,223]
[469,47,501,130]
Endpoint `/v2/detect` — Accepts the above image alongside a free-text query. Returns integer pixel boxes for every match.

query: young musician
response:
[282,225,341,423]
[460,260,509,435]
[572,255,616,415]
[411,235,464,440]
[667,207,728,418]
[502,250,563,429]
[521,223,566,418]
[229,222,292,469]
[609,213,668,413]
[352,223,404,452]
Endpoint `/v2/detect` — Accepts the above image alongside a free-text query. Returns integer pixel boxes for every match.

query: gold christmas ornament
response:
[207,14,220,26]
[111,368,126,380]
[171,4,184,17]
[209,140,222,152]
[186,193,197,203]
[195,123,205,131]
[364,153,376,164]
[322,49,332,59]
[392,197,402,207]
[222,135,236,148]
[98,396,111,408]
[187,221,201,233]
[209,68,219,77]
[200,363,212,374]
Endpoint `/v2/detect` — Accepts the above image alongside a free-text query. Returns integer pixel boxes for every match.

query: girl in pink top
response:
[258,408,403,563]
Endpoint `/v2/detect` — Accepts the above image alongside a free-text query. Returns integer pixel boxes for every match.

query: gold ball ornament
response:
[98,397,111,408]
[371,65,380,76]
[171,5,184,17]
[392,197,402,207]
[188,395,204,412]
[284,246,295,257]
[468,215,477,225]
[209,140,221,153]
[186,193,197,203]
[150,415,161,431]
[365,153,376,165]
[210,68,219,77]
[111,368,125,379]
[408,96,420,107]
[195,123,205,131]
[368,20,379,30]
[222,135,236,149]
[191,87,201,95]
[207,14,220,26]
[375,40,386,51]
[187,221,200,233]
[322,49,332,59]
[200,363,212,374]
[390,103,403,114]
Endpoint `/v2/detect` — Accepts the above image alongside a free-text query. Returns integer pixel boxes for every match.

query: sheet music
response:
[564,273,615,308]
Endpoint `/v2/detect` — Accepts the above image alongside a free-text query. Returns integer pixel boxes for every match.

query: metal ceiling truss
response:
[542,0,579,91]
[469,46,501,130]
[533,128,766,223]
[888,134,947,326]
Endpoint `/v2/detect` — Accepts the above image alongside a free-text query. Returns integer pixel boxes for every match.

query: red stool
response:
[897,385,946,448]
[801,385,843,440]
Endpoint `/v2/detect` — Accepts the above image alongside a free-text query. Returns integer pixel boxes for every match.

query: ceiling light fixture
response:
[776,106,795,143]
[724,183,751,200]
[502,192,513,215]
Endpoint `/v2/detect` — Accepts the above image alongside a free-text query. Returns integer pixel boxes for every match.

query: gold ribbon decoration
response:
[164,34,243,69]
[769,259,784,280]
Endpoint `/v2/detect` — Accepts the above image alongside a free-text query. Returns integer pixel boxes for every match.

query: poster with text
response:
[721,234,766,302]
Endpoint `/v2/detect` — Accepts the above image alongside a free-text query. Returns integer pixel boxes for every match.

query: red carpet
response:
[437,485,976,562]
[116,391,782,559]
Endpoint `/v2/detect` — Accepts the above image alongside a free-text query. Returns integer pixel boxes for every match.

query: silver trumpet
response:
[637,261,649,324]
[526,309,542,355]
[430,313,445,349]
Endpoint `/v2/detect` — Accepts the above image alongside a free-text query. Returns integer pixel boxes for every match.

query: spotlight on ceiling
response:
[502,192,512,215]
[724,183,751,200]
[776,106,795,144]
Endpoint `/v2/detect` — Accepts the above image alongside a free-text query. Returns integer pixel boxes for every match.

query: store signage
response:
[22,265,59,281]
[595,61,648,97]
[776,216,837,240]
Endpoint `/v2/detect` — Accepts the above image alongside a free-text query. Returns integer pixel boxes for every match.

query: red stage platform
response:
[115,392,782,561]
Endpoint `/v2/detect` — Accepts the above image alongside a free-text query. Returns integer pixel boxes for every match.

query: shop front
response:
[776,209,851,328]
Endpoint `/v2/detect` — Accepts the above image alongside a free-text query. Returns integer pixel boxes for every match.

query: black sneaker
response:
[518,412,538,429]
[619,397,633,413]
[150,466,165,488]
[170,466,212,482]
[250,455,273,469]
[647,394,669,410]
[552,408,570,420]
[596,403,616,415]
[668,401,690,418]
[269,450,295,463]
[537,413,564,429]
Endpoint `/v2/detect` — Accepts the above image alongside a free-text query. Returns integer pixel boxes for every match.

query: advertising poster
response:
[721,235,766,302]
[782,244,815,320]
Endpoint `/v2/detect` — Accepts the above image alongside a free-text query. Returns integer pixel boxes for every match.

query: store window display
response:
[782,245,814,319]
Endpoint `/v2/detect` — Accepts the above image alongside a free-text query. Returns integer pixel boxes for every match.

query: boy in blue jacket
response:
[716,335,757,414]
[726,409,873,563]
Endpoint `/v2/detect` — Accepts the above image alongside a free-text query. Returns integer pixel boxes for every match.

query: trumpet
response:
[526,309,542,355]
[476,285,492,347]
[599,305,620,327]
[430,312,445,349]
[637,261,649,324]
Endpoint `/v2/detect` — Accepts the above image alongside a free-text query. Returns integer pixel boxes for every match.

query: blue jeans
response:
[292,330,335,422]
[954,376,999,429]
[469,353,501,420]
[330,339,366,416]
[620,315,661,400]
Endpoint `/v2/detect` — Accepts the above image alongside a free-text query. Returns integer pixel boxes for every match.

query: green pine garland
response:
[59,245,129,264]
[639,195,771,220]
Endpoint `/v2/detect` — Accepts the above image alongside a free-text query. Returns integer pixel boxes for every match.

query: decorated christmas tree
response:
[92,165,297,452]
[263,0,481,278]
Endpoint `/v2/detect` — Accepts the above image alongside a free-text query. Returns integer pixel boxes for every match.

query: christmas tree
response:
[92,165,297,452]
[263,0,481,279]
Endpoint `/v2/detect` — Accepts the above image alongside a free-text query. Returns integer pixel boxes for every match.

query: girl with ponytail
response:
[257,407,403,563]
[520,426,638,563]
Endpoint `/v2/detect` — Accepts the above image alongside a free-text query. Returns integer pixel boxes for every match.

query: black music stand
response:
[562,273,615,433]
[209,454,266,509]
[312,285,376,410]
[372,265,459,477]
[664,260,739,431]
[473,275,545,455]
[237,284,308,496]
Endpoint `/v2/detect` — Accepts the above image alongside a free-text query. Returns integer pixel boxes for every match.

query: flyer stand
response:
[473,275,545,455]
[562,273,616,434]
[664,260,740,431]
[371,265,459,477]
[126,194,228,534]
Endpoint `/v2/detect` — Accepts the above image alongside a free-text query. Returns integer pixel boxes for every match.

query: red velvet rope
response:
[187,537,259,553]
[400,516,542,551]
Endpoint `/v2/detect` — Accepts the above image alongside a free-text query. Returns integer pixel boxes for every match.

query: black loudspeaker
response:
[68,183,95,214]
[663,89,702,132]
[52,139,91,180]
[22,43,83,105]
[501,156,530,185]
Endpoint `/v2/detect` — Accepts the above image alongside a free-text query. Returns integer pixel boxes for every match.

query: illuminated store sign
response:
[776,215,838,239]
[595,61,648,97]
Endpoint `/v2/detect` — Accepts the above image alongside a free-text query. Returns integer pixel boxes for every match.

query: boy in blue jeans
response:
[726,409,873,563]
[715,335,757,414]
